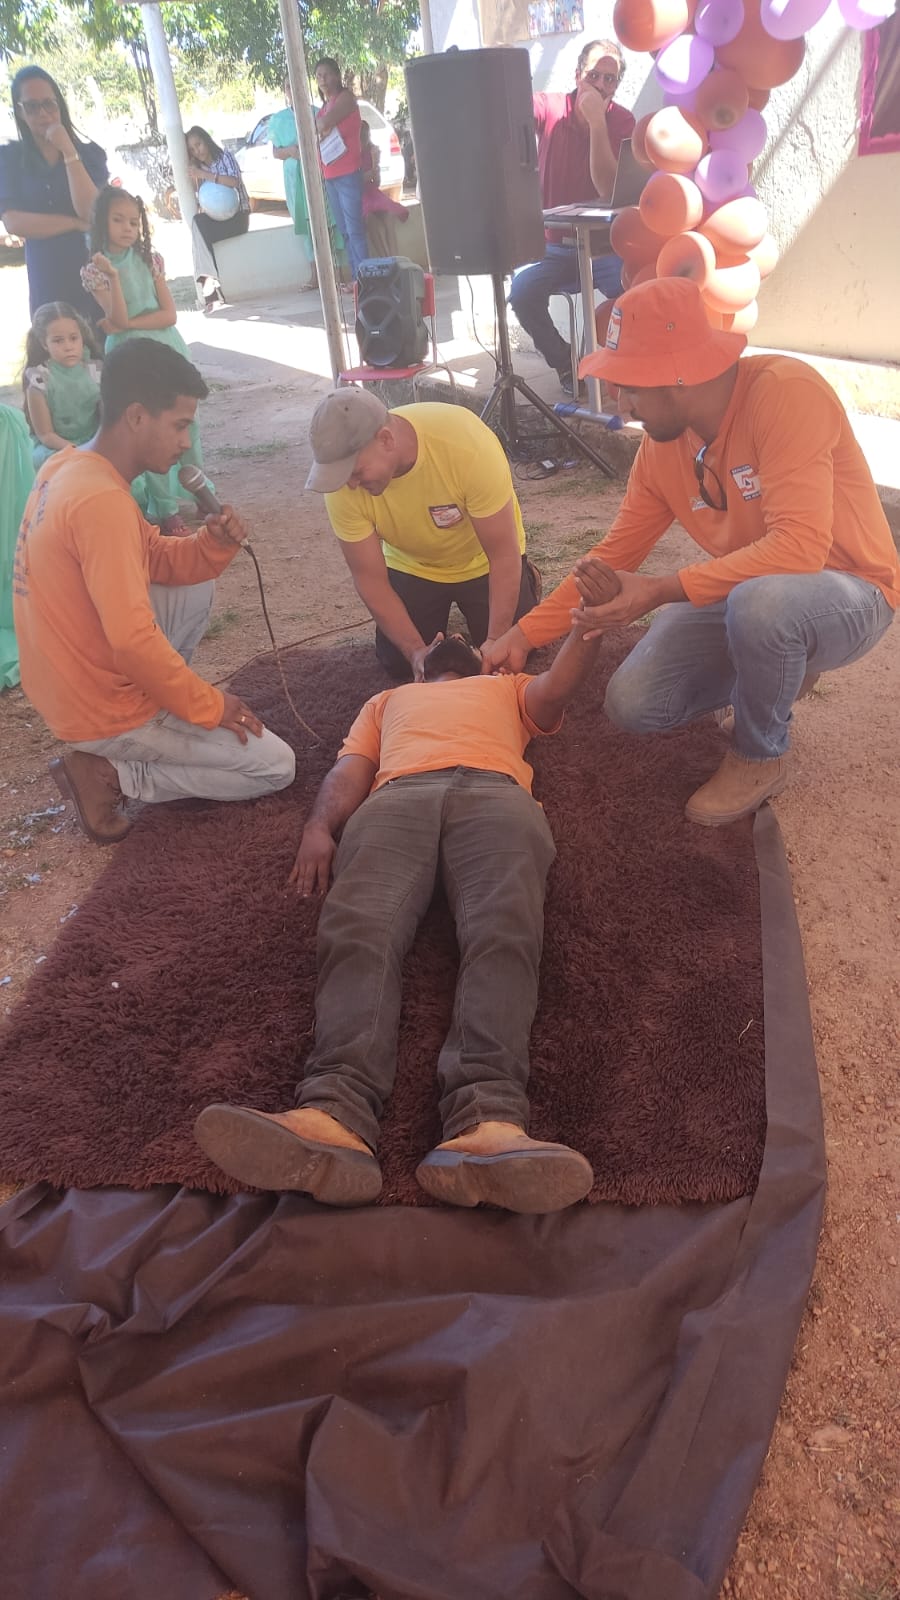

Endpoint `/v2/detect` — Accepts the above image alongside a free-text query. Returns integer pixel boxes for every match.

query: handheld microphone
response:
[178,464,225,521]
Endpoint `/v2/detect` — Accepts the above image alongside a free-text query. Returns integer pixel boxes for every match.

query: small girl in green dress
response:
[81,185,210,535]
[22,301,103,471]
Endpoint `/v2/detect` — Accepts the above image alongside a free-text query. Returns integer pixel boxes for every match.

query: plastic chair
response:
[339,272,457,398]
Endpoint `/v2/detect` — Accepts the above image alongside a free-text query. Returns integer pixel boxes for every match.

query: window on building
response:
[860,10,900,156]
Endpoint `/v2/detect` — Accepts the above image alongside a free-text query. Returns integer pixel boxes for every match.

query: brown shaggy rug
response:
[0,634,766,1206]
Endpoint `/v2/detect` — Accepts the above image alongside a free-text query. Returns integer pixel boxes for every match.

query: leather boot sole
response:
[49,756,131,846]
[194,1105,382,1205]
[415,1145,594,1213]
[685,770,789,827]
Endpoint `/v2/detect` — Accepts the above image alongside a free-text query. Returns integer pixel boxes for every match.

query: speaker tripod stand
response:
[479,273,616,479]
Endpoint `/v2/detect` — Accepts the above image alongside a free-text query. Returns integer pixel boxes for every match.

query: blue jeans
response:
[603,572,894,761]
[508,243,624,372]
[324,170,369,280]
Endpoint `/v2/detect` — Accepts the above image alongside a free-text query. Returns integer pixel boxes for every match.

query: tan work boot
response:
[415,1120,593,1213]
[49,750,131,845]
[685,749,790,827]
[194,1104,382,1205]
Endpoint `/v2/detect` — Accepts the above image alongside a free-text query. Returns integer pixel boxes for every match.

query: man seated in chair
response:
[194,584,612,1215]
[306,387,540,680]
[508,38,635,396]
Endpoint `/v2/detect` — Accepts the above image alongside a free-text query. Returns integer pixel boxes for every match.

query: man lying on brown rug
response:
[13,339,295,845]
[195,589,612,1215]
[484,278,899,827]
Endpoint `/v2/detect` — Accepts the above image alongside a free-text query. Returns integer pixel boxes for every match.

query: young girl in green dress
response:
[82,185,210,535]
[22,301,103,470]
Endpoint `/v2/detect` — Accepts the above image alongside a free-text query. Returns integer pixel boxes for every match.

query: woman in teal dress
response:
[269,80,345,285]
[82,185,209,535]
[0,405,34,690]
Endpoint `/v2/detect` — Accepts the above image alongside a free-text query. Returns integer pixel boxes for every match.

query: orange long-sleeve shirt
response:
[520,354,900,646]
[13,447,238,742]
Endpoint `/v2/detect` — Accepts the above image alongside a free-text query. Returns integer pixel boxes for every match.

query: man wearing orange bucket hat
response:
[484,278,899,826]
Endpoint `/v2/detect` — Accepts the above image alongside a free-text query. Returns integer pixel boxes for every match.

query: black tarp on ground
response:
[0,808,824,1600]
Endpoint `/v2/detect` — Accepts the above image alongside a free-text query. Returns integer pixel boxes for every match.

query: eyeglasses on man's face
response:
[693,445,729,512]
[584,68,619,87]
[19,97,58,116]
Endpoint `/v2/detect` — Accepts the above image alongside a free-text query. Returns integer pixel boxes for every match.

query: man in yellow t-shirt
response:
[305,389,539,679]
[195,601,612,1216]
[486,279,899,827]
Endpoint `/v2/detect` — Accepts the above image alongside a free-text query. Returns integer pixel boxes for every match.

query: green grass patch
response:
[204,606,240,640]
[210,438,291,461]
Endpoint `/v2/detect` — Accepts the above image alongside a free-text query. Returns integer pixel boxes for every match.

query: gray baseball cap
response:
[306,387,389,492]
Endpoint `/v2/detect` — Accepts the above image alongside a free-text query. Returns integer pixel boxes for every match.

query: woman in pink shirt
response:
[315,57,369,287]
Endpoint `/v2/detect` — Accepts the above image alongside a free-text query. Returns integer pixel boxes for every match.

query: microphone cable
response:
[239,540,322,744]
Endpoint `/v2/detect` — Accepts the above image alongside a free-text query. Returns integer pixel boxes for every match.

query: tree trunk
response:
[358,64,388,112]
[128,37,159,136]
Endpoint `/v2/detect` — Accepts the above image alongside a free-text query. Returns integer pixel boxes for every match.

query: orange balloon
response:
[644,107,708,175]
[704,307,729,328]
[702,253,761,313]
[694,67,750,130]
[748,231,778,277]
[639,171,704,236]
[610,205,663,265]
[631,262,658,286]
[700,195,768,253]
[631,113,657,170]
[613,0,692,52]
[723,300,759,333]
[747,85,770,110]
[716,0,805,90]
[656,230,717,287]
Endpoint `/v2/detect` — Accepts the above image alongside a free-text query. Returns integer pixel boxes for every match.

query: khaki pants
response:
[72,582,296,804]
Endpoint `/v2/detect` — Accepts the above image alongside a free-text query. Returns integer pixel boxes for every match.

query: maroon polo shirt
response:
[534,91,635,243]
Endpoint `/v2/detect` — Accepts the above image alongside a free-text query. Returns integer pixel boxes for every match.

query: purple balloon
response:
[709,108,768,162]
[837,0,894,27]
[760,0,830,39]
[694,150,749,206]
[655,35,715,97]
[695,0,745,46]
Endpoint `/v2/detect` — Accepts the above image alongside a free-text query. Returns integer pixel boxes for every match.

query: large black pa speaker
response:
[356,256,428,368]
[405,48,544,276]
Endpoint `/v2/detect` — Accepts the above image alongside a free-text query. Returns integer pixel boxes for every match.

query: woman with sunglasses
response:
[0,66,108,322]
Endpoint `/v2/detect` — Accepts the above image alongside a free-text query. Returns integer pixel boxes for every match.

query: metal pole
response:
[138,3,196,249]
[277,0,347,380]
[420,0,435,56]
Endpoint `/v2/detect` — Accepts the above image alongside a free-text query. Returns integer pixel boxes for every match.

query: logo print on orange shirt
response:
[731,465,761,501]
[429,504,464,528]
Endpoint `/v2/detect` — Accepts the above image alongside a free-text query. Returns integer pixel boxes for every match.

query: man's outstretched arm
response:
[288,754,377,896]
[523,560,615,732]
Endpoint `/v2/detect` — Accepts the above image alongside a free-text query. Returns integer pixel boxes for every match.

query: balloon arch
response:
[609,0,895,332]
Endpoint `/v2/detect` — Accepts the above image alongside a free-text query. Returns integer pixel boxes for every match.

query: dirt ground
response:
[0,367,897,1600]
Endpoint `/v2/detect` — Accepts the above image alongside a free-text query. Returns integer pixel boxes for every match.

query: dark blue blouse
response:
[0,137,108,319]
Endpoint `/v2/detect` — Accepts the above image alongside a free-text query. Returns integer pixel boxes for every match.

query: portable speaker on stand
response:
[405,49,614,474]
[355,257,427,368]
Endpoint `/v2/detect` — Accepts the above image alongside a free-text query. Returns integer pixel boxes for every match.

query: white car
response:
[236,101,404,206]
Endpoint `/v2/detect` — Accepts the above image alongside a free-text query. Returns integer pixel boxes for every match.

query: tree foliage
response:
[1,0,420,119]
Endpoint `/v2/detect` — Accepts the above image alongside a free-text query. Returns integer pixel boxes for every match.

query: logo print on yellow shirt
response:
[731,465,761,501]
[429,504,465,528]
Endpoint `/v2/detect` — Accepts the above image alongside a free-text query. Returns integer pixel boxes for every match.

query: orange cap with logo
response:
[579,277,747,388]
